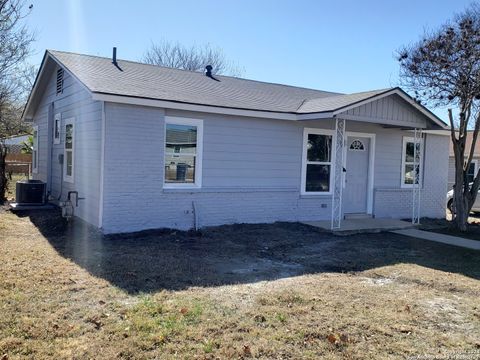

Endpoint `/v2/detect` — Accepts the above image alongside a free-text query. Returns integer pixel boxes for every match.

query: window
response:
[32,126,38,174]
[53,113,61,144]
[466,160,478,183]
[63,118,74,183]
[164,117,203,188]
[349,139,365,151]
[401,136,422,187]
[56,68,64,95]
[301,128,334,194]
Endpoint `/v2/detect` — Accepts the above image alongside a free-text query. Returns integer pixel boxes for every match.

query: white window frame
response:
[401,136,423,188]
[32,125,38,174]
[163,116,203,189]
[301,128,335,195]
[63,118,75,183]
[53,113,61,144]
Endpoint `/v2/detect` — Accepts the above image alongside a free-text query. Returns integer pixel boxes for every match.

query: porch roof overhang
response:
[297,88,448,130]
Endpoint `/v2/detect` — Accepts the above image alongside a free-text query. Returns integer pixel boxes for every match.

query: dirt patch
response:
[360,274,397,286]
[1,210,480,359]
[420,296,476,333]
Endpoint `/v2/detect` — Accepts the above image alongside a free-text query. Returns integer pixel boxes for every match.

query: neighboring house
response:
[448,131,480,189]
[22,50,449,234]
[2,134,32,174]
[3,134,29,154]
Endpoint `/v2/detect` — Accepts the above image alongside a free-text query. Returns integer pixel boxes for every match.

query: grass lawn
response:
[0,210,479,359]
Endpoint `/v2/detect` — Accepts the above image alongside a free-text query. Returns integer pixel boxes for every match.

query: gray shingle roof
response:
[48,50,395,114]
[297,89,391,113]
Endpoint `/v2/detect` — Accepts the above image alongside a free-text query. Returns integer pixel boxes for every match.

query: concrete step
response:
[344,213,373,220]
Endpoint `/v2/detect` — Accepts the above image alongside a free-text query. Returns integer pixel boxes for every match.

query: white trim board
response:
[93,93,300,121]
[300,127,336,196]
[163,116,204,190]
[93,92,445,130]
[400,136,424,189]
[98,101,106,228]
[63,117,75,184]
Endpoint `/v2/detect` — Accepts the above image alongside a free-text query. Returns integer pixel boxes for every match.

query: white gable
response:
[337,93,428,128]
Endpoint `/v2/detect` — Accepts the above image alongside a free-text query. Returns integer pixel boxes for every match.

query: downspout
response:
[46,103,54,196]
[57,154,64,201]
[98,101,106,228]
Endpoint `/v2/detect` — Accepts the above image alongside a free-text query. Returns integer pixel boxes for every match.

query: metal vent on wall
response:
[56,68,64,94]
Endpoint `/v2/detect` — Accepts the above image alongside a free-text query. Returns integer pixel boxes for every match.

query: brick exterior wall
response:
[101,102,449,233]
[374,133,449,219]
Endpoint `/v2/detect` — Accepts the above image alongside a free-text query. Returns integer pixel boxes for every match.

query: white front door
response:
[343,136,370,214]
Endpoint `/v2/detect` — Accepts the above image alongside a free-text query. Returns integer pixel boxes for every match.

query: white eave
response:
[90,92,303,121]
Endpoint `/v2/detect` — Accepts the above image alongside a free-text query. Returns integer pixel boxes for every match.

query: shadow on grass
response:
[15,209,480,294]
[420,216,480,241]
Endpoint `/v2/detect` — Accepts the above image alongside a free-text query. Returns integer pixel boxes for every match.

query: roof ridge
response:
[47,49,342,96]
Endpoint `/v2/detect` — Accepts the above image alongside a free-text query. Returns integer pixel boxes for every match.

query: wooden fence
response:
[6,153,31,175]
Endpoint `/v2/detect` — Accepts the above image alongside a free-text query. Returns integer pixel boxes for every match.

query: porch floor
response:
[303,218,416,235]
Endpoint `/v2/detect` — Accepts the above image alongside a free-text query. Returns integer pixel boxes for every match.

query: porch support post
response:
[331,117,346,229]
[412,127,422,224]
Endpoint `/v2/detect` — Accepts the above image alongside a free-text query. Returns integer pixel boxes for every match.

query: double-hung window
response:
[63,118,75,183]
[401,136,422,187]
[164,117,203,188]
[301,128,334,194]
[32,126,38,174]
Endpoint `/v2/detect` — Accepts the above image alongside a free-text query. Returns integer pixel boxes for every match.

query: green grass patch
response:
[125,295,209,345]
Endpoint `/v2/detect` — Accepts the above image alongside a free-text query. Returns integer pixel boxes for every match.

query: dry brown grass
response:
[0,210,479,359]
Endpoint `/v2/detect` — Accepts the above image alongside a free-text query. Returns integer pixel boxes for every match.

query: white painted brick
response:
[101,104,449,233]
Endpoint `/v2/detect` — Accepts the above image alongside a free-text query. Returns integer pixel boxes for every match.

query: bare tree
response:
[0,0,34,202]
[142,40,243,76]
[398,3,480,231]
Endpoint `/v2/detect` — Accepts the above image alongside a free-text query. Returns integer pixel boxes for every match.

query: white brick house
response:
[22,50,450,233]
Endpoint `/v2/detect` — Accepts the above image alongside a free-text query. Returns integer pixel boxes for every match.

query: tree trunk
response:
[0,143,8,204]
[451,128,471,232]
[453,189,469,231]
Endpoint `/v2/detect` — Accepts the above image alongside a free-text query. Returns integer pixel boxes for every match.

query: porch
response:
[303,217,416,235]
[325,115,424,231]
[296,89,448,231]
